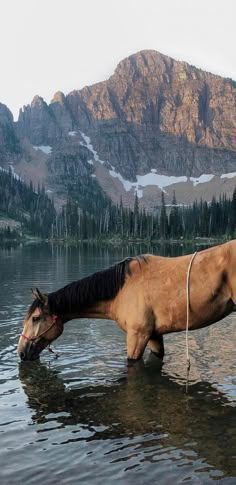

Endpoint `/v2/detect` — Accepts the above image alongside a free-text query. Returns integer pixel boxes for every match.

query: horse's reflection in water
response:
[19,360,236,477]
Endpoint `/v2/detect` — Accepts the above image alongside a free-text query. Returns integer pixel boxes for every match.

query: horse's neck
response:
[61,300,114,323]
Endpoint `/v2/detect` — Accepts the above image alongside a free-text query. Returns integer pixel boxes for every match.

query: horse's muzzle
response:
[17,339,41,361]
[18,348,40,361]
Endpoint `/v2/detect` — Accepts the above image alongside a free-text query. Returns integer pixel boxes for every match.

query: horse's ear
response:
[31,288,48,305]
[31,288,38,299]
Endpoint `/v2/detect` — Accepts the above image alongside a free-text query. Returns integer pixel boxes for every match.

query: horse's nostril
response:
[19,351,25,360]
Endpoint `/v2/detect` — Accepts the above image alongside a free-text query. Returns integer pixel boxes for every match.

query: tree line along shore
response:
[0,168,236,243]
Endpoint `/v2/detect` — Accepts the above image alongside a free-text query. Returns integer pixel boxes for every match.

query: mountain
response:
[0,103,20,163]
[2,50,236,208]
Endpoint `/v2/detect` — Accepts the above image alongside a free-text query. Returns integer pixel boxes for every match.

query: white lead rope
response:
[186,251,197,370]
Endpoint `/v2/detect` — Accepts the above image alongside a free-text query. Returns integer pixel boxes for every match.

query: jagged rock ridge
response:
[0,103,20,163]
[17,50,236,180]
[1,50,236,207]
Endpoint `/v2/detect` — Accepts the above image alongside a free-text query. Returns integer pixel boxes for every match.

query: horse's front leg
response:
[148,333,165,360]
[126,328,150,362]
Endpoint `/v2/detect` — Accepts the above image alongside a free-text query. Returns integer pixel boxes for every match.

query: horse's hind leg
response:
[148,333,165,359]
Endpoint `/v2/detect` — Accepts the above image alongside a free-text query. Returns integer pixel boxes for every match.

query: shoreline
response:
[0,235,228,248]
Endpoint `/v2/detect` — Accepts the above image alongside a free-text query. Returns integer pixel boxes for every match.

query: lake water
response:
[0,242,236,484]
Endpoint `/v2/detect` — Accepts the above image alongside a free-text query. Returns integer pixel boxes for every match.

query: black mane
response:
[47,256,147,315]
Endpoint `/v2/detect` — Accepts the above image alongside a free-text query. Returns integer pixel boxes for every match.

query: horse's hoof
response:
[151,350,164,360]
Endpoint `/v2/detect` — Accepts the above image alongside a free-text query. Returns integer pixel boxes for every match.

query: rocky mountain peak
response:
[31,95,46,108]
[50,91,73,133]
[50,91,66,106]
[3,49,236,207]
[0,102,14,124]
[0,103,19,162]
[114,50,173,78]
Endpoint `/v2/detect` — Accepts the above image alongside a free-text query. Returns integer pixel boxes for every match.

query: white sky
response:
[1,0,235,120]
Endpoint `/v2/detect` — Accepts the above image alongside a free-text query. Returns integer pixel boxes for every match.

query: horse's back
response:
[114,242,234,335]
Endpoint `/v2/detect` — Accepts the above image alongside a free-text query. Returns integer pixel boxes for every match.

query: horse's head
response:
[17,288,64,361]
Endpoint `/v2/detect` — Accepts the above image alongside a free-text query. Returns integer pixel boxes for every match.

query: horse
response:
[17,240,236,362]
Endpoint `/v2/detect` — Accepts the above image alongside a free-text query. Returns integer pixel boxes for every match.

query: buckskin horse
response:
[17,240,236,362]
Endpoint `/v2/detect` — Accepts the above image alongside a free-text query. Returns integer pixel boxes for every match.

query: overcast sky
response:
[1,0,235,119]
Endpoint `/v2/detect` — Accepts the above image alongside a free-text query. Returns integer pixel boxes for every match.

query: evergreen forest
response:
[1,168,236,242]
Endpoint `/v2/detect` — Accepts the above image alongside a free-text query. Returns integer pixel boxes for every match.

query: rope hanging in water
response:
[186,251,197,370]
[48,346,60,358]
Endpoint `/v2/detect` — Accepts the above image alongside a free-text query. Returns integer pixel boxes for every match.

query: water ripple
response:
[0,243,236,484]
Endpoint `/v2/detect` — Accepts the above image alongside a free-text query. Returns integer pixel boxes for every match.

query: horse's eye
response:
[32,316,40,323]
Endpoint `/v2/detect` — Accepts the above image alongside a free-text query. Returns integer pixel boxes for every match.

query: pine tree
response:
[133,192,139,237]
[169,191,182,238]
[160,192,168,239]
[228,187,236,236]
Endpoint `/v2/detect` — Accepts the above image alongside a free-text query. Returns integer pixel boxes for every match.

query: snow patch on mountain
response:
[79,132,104,164]
[78,131,236,199]
[221,172,236,179]
[109,170,188,197]
[33,145,52,154]
[190,174,215,186]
